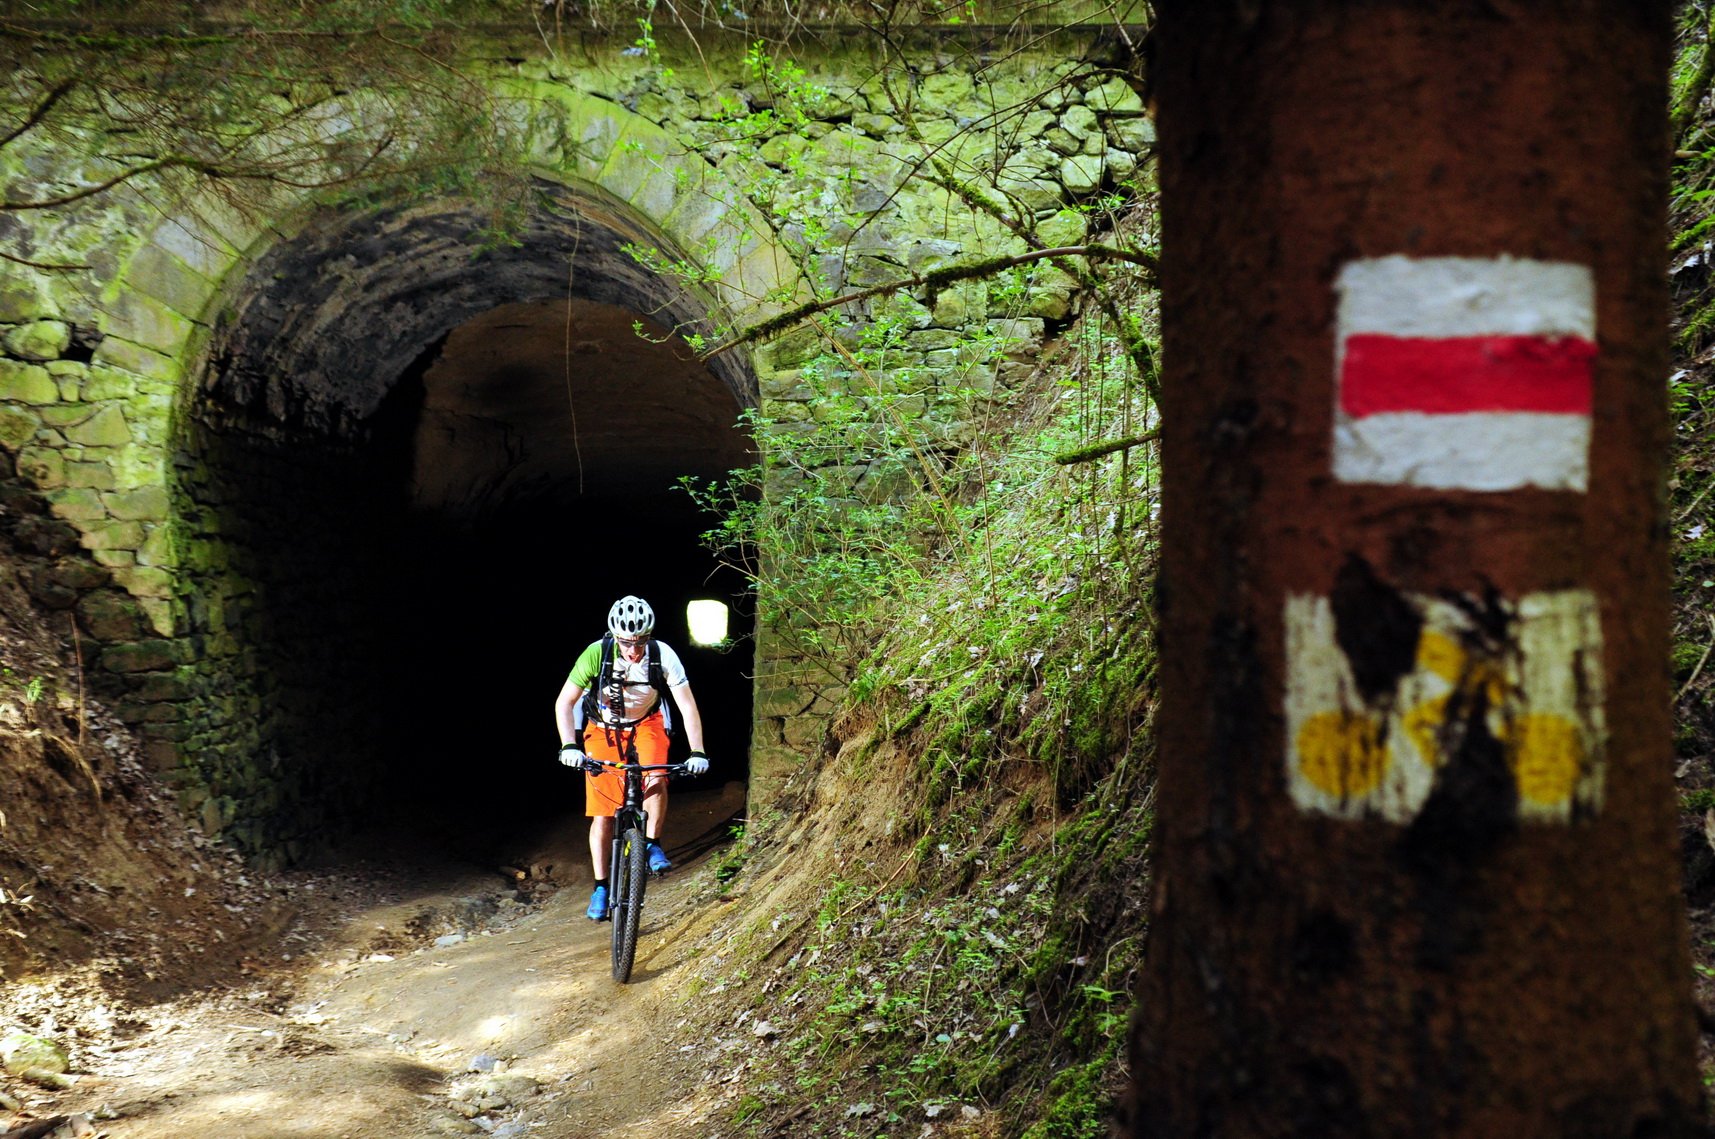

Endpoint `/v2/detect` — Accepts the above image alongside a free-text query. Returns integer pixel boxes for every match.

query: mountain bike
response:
[582,752,686,983]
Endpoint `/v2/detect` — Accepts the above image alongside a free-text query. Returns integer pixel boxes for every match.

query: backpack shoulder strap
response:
[649,640,676,735]
[581,634,614,721]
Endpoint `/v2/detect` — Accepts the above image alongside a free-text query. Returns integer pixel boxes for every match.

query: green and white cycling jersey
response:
[568,638,689,725]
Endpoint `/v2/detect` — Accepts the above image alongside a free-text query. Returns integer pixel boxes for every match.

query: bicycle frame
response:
[583,729,683,982]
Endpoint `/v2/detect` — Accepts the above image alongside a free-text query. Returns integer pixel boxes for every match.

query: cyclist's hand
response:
[686,750,710,776]
[558,745,587,771]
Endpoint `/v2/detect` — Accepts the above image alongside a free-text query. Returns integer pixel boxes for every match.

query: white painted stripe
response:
[1333,411,1590,492]
[1335,255,1596,340]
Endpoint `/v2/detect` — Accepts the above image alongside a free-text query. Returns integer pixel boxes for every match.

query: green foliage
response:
[697,277,1160,1135]
[1683,788,1715,812]
[0,667,46,710]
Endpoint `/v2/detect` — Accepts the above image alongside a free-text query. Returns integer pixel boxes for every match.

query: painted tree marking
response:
[1332,255,1597,491]
[1284,589,1607,823]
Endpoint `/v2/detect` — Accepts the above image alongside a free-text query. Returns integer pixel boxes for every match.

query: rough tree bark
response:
[1127,3,1703,1135]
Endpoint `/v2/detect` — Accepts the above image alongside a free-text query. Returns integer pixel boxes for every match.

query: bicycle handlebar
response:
[578,758,688,774]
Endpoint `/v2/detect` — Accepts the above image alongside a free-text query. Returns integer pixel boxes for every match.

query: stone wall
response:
[0,21,1151,859]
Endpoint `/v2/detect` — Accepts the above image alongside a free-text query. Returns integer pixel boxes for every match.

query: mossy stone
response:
[0,406,40,450]
[104,485,169,522]
[0,1032,68,1076]
[0,360,57,403]
[67,405,131,447]
[77,590,145,641]
[16,447,65,489]
[4,320,72,361]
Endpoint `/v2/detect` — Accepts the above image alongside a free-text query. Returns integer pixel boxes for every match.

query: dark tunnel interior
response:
[363,300,757,832]
[182,277,757,863]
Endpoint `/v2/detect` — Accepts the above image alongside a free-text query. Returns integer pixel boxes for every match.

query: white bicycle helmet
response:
[607,595,656,638]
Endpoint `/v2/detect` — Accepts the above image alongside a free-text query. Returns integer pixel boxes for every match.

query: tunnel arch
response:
[167,182,770,862]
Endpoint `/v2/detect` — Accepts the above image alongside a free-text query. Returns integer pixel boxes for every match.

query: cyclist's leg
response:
[634,714,672,842]
[582,726,626,917]
[589,815,614,878]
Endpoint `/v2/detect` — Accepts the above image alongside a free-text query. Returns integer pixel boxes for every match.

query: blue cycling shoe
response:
[648,842,672,874]
[586,884,610,921]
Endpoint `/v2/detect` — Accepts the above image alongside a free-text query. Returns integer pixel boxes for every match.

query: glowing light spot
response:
[1505,714,1584,807]
[686,599,730,647]
[1295,711,1390,799]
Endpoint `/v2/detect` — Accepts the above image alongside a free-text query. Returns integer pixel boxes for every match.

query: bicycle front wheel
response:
[611,825,650,983]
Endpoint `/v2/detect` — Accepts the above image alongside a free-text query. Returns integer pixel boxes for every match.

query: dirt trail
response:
[5,784,748,1139]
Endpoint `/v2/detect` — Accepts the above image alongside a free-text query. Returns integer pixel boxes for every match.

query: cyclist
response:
[555,595,710,921]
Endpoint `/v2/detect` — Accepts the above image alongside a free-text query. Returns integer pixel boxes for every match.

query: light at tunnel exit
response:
[687,599,730,647]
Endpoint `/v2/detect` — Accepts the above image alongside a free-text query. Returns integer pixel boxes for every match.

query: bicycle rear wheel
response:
[611,825,650,982]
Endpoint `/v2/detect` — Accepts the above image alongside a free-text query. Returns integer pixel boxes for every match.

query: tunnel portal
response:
[172,190,756,861]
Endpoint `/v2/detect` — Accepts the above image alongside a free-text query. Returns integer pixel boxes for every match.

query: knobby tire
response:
[611,826,649,983]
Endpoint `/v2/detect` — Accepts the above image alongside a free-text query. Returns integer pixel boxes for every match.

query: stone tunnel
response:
[0,19,1148,864]
[168,189,758,857]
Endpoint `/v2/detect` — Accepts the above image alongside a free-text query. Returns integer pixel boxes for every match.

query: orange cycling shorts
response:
[584,710,671,818]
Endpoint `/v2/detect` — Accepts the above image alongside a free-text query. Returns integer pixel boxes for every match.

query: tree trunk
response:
[1127,3,1703,1135]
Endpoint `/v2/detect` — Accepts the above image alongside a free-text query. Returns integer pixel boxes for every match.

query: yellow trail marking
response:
[1295,711,1390,799]
[1503,714,1585,807]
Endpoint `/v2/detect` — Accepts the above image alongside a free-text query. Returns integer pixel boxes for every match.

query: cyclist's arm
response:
[669,681,706,753]
[554,676,587,746]
[556,642,604,745]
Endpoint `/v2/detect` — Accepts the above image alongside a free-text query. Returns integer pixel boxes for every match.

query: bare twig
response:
[1676,612,1715,703]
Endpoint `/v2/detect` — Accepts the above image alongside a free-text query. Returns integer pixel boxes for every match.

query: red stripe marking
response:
[1340,334,1596,417]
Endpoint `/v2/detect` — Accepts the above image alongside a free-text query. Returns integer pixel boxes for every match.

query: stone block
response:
[1037,208,1088,248]
[77,590,145,641]
[67,406,131,447]
[79,519,145,551]
[1058,153,1104,195]
[146,215,241,279]
[139,596,176,636]
[0,273,57,323]
[15,447,64,489]
[906,239,964,275]
[65,460,117,489]
[123,242,217,321]
[995,173,1062,212]
[1085,76,1145,116]
[128,667,197,702]
[90,339,182,385]
[1105,116,1156,152]
[38,403,93,428]
[0,407,40,450]
[105,291,196,354]
[81,365,140,401]
[930,288,971,329]
[101,639,186,673]
[104,485,170,522]
[4,320,71,361]
[1043,127,1082,157]
[137,522,173,567]
[113,565,173,597]
[47,560,109,590]
[0,360,57,403]
[662,178,743,249]
[45,487,105,521]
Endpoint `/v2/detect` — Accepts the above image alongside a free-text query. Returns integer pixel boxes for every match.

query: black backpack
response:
[581,633,675,734]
